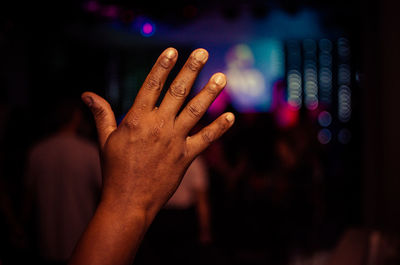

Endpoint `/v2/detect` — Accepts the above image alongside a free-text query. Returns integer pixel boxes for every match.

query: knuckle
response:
[123,120,138,130]
[201,129,214,144]
[187,101,203,119]
[186,57,203,72]
[219,120,228,131]
[159,56,173,69]
[138,103,148,111]
[206,83,219,95]
[149,125,161,139]
[169,82,187,98]
[144,76,161,91]
[149,118,165,140]
[93,106,107,119]
[123,115,141,130]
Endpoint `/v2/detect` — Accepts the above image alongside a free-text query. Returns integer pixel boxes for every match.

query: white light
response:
[304,61,318,110]
[287,69,302,109]
[338,64,351,85]
[338,85,351,122]
[338,38,350,59]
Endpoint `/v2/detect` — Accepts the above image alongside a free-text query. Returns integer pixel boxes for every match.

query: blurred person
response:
[202,130,247,253]
[267,126,328,263]
[24,99,102,265]
[164,155,212,246]
[136,155,212,265]
[68,47,234,265]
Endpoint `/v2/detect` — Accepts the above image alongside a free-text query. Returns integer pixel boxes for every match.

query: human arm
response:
[68,47,234,265]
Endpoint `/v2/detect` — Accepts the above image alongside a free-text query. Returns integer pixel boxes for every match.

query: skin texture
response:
[68,47,234,265]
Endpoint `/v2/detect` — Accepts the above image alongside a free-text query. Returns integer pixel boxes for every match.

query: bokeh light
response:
[140,21,155,37]
[287,40,302,110]
[318,39,333,106]
[338,85,351,122]
[319,67,332,105]
[303,39,318,110]
[338,64,351,85]
[287,69,302,109]
[337,37,351,60]
[318,128,332,144]
[318,111,332,127]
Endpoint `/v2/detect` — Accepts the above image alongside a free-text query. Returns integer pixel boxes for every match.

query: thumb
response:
[81,92,117,150]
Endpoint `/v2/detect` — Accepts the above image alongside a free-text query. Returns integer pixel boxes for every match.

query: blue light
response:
[318,128,332,144]
[318,111,332,127]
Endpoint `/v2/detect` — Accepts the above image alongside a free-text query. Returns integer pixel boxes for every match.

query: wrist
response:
[70,196,151,265]
[98,191,158,229]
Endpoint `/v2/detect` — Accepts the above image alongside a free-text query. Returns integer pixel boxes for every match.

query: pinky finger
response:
[186,112,235,158]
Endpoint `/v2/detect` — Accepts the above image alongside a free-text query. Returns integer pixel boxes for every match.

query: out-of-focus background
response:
[0,0,399,264]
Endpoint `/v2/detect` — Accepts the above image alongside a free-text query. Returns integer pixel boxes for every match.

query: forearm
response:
[69,199,153,265]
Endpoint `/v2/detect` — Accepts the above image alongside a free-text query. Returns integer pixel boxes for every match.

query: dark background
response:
[0,0,400,264]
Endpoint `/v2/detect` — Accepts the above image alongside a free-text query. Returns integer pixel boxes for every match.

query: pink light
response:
[140,21,155,37]
[208,91,230,117]
[275,104,299,128]
[271,80,299,128]
[142,23,153,34]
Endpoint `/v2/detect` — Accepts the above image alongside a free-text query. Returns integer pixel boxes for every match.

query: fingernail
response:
[165,48,177,59]
[82,95,93,107]
[194,49,208,62]
[225,113,235,123]
[214,73,226,86]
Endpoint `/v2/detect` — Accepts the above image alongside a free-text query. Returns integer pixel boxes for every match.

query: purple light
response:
[141,22,155,37]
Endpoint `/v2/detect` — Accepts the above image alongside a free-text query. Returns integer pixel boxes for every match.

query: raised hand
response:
[69,48,234,265]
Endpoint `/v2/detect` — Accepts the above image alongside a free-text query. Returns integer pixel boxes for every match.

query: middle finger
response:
[158,48,208,118]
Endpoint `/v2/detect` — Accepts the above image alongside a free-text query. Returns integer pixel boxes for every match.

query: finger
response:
[125,47,177,119]
[186,112,234,158]
[158,48,208,117]
[81,92,117,150]
[175,72,226,135]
